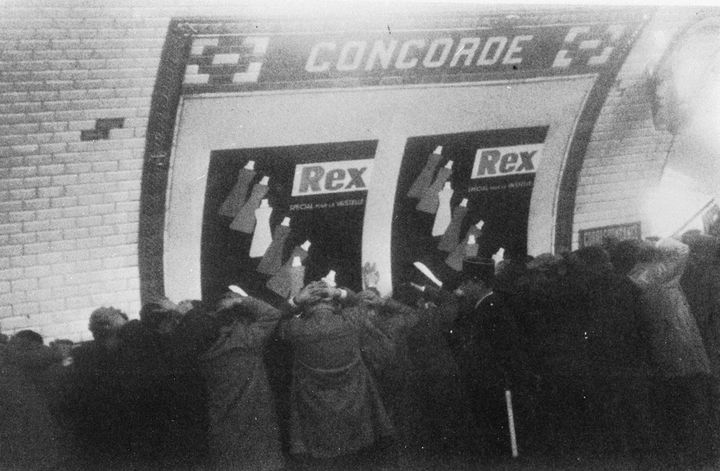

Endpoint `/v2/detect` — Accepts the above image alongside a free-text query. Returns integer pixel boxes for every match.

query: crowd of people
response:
[2,227,720,471]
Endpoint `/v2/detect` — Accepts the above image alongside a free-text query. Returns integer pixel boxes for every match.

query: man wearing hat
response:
[449,256,534,458]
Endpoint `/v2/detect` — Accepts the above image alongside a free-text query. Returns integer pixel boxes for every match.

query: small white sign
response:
[471,144,543,179]
[292,159,373,196]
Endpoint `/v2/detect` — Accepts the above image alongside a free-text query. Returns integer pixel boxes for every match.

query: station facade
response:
[0,2,716,340]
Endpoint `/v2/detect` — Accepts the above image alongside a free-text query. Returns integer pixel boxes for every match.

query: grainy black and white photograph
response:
[1,0,720,469]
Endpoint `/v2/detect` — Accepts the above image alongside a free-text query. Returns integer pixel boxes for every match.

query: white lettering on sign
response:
[305,35,535,73]
[471,144,543,179]
[305,42,336,72]
[291,159,374,196]
[303,26,625,74]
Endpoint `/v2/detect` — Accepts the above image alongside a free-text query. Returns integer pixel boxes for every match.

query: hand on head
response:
[177,299,198,314]
[362,262,380,289]
[154,297,180,313]
[294,281,335,306]
[358,289,384,307]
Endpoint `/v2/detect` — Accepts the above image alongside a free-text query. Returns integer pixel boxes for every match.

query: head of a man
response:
[88,307,128,349]
[526,253,567,297]
[11,329,44,347]
[570,246,613,277]
[140,302,182,335]
[50,339,74,363]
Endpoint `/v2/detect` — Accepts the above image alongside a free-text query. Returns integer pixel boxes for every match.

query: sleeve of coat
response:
[656,237,689,279]
[431,294,462,328]
[244,297,284,343]
[380,298,420,341]
[337,287,359,306]
[383,298,418,319]
[630,238,689,288]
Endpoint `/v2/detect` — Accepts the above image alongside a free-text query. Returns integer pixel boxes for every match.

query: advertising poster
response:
[202,140,376,302]
[392,126,548,288]
[141,11,648,302]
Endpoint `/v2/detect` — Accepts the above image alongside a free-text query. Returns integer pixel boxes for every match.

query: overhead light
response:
[649,16,720,134]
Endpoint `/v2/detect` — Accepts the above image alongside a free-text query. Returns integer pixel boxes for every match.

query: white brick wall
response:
[0,1,699,341]
[0,2,165,341]
[0,0,310,341]
[571,7,701,248]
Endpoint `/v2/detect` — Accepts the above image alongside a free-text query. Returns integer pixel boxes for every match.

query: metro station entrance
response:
[139,9,648,302]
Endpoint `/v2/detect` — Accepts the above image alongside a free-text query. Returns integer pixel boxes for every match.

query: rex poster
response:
[202,140,376,302]
[392,126,548,288]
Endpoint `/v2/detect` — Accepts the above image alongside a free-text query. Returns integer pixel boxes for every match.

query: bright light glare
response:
[687,83,720,145]
[643,169,714,238]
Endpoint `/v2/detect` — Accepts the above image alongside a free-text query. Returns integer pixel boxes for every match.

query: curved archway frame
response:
[139,9,650,302]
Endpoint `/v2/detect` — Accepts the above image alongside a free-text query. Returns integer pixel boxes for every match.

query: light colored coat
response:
[629,238,711,378]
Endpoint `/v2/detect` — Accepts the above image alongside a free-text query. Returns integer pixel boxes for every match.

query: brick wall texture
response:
[0,2,702,341]
[571,7,702,247]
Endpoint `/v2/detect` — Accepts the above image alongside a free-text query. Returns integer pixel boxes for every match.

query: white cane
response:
[505,389,519,458]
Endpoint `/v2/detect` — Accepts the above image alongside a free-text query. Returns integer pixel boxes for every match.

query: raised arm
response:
[215,293,285,346]
[630,237,689,288]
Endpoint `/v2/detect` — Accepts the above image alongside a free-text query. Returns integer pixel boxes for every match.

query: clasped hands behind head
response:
[294,280,344,307]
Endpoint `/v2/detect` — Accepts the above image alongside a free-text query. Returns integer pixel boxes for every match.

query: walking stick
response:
[505,389,519,458]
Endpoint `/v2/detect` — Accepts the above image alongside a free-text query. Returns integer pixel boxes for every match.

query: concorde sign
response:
[182,22,639,92]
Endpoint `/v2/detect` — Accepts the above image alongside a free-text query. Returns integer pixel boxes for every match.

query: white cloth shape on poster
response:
[322,270,337,288]
[407,146,443,199]
[417,161,453,214]
[431,182,454,236]
[438,198,468,252]
[228,285,248,297]
[218,161,256,218]
[413,261,443,288]
[257,217,291,275]
[465,234,479,258]
[288,257,306,299]
[446,221,483,271]
[230,176,269,233]
[266,242,310,297]
[445,235,480,272]
[249,199,273,258]
[492,247,505,268]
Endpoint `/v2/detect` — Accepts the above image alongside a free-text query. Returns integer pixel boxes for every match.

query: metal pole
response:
[505,389,519,458]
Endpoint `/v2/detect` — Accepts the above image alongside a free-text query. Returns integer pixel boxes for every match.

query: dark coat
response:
[681,234,720,377]
[576,270,652,379]
[62,339,130,460]
[116,320,176,460]
[281,301,394,458]
[393,297,479,453]
[531,278,594,379]
[346,294,478,453]
[199,297,285,471]
[0,340,66,470]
